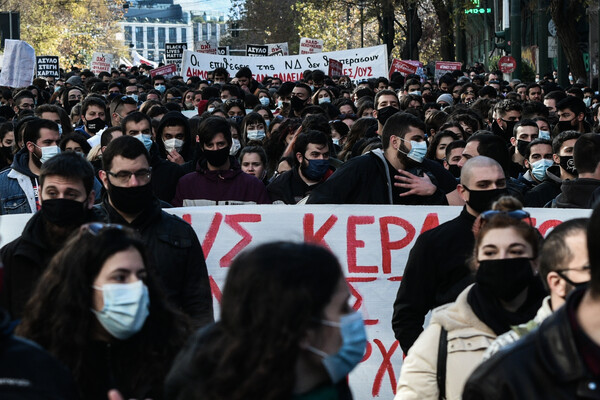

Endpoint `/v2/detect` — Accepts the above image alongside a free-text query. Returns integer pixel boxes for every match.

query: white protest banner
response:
[36,56,60,78]
[0,40,35,88]
[196,41,217,55]
[90,52,114,75]
[246,44,269,57]
[165,43,187,73]
[434,61,462,81]
[0,205,591,399]
[300,37,324,54]
[181,45,387,83]
[268,42,288,56]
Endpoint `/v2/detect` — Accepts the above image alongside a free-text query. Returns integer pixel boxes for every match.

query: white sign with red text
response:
[0,205,590,399]
[181,45,387,83]
[300,37,324,54]
[90,52,114,75]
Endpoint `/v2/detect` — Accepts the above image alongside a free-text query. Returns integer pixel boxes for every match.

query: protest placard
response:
[267,42,288,56]
[246,44,269,57]
[150,64,177,78]
[328,58,343,76]
[196,41,216,54]
[0,205,590,399]
[165,42,187,73]
[36,56,60,78]
[217,46,229,55]
[90,52,114,75]
[0,40,35,88]
[300,37,324,54]
[389,59,421,77]
[434,61,462,81]
[181,45,388,83]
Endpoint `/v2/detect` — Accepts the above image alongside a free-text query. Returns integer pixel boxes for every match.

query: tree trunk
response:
[431,0,455,60]
[550,0,586,81]
[400,0,422,60]
[380,0,396,57]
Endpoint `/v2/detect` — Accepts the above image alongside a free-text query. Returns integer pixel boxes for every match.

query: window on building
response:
[148,50,155,61]
[202,23,208,39]
[135,26,144,49]
[211,23,217,38]
[193,24,199,42]
[181,28,187,43]
[124,26,132,46]
[147,27,155,48]
[169,27,177,42]
[158,27,166,48]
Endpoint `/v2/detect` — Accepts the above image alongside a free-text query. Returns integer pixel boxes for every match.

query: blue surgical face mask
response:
[246,129,266,141]
[35,145,60,164]
[302,158,330,181]
[531,158,553,181]
[318,97,331,104]
[134,133,153,152]
[259,97,270,106]
[408,90,421,96]
[129,94,138,103]
[208,107,215,113]
[92,280,150,340]
[584,97,592,107]
[277,100,284,108]
[398,138,427,163]
[305,311,367,383]
[265,119,270,128]
[155,84,166,93]
[538,130,551,140]
[57,124,63,136]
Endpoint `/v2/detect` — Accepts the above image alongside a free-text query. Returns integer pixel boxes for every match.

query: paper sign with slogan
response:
[36,56,60,78]
[196,41,216,55]
[389,59,421,77]
[0,40,36,88]
[165,43,187,72]
[90,52,114,75]
[181,45,387,83]
[300,37,324,54]
[150,64,177,78]
[246,44,269,57]
[434,61,462,81]
[328,58,343,76]
[268,42,289,56]
[217,46,229,55]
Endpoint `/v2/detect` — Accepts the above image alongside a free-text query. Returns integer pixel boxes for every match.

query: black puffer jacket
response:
[0,307,79,399]
[95,198,213,326]
[463,287,600,400]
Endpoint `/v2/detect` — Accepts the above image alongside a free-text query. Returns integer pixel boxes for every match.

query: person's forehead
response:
[86,105,105,114]
[209,132,227,143]
[39,128,59,139]
[464,140,480,155]
[306,142,328,152]
[518,125,538,135]
[126,120,150,131]
[530,144,552,154]
[42,175,86,192]
[379,94,398,104]
[449,147,465,156]
[112,154,149,170]
[471,165,504,181]
[41,111,60,120]
[163,125,185,133]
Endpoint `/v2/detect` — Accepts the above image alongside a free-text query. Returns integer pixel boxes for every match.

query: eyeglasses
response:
[337,113,357,120]
[106,167,152,184]
[225,99,244,107]
[480,209,531,221]
[80,222,126,236]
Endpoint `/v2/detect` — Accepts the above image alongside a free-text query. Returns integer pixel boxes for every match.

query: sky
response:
[173,0,231,16]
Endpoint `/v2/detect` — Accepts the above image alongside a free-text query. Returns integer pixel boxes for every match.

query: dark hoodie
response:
[156,111,195,168]
[148,143,185,204]
[172,156,271,206]
[524,165,564,207]
[0,307,79,399]
[552,177,600,208]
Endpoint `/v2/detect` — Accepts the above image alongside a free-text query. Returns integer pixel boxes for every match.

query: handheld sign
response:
[36,56,60,78]
[90,52,113,75]
[0,40,36,88]
[328,58,343,77]
[246,44,269,57]
[165,43,187,73]
[300,37,324,54]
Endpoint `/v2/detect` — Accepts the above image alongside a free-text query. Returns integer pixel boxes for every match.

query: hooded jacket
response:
[0,149,38,214]
[155,111,195,164]
[148,143,186,203]
[172,156,271,207]
[0,307,79,399]
[551,177,600,208]
[523,165,563,207]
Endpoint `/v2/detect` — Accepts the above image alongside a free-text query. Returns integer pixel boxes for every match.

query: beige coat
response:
[395,284,496,400]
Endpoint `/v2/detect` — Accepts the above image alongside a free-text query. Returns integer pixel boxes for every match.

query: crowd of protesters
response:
[0,60,599,398]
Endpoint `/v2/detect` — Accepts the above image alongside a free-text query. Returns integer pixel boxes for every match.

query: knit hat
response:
[437,93,454,106]
[66,75,83,86]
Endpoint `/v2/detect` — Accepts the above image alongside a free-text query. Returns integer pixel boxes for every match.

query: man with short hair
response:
[289,83,312,117]
[97,135,213,325]
[555,96,591,134]
[74,97,107,139]
[0,119,61,214]
[220,84,240,101]
[510,119,540,176]
[515,83,527,100]
[553,133,600,208]
[109,95,138,129]
[373,89,401,133]
[213,67,229,84]
[392,156,508,353]
[34,104,63,131]
[525,83,542,102]
[172,117,271,206]
[235,66,262,95]
[444,139,466,178]
[524,131,581,207]
[491,99,522,142]
[463,205,600,399]
[267,130,334,204]
[0,152,99,318]
[307,112,455,204]
[517,138,554,189]
[12,90,36,116]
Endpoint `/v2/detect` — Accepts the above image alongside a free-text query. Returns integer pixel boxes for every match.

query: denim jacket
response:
[0,168,36,215]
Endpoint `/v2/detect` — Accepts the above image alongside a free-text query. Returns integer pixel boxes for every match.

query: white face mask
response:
[164,138,183,153]
[259,97,270,106]
[318,97,331,104]
[247,129,266,141]
[36,145,61,164]
[230,138,241,155]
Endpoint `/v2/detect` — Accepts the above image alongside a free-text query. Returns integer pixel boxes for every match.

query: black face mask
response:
[376,106,400,127]
[290,95,306,112]
[464,187,508,214]
[516,139,529,156]
[41,198,87,227]
[0,146,13,161]
[85,118,106,134]
[204,147,230,167]
[448,164,461,178]
[557,119,576,133]
[108,181,154,214]
[559,155,577,175]
[556,270,589,291]
[476,257,534,301]
[503,120,517,136]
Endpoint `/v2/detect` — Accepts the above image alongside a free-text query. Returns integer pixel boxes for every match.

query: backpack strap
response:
[437,326,448,400]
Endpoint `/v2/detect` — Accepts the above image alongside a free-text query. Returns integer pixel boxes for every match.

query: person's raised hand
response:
[394,169,437,197]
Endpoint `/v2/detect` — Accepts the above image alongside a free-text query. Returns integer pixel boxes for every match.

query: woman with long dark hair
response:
[166,242,367,400]
[17,223,191,400]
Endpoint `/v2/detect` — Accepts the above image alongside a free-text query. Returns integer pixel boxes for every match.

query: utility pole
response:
[537,0,548,79]
[510,0,521,79]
